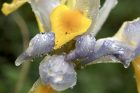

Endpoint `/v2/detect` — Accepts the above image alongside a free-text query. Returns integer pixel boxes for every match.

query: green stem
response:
[13,12,30,93]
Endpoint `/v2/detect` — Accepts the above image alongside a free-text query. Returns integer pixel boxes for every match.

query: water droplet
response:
[123,62,130,68]
[15,62,21,66]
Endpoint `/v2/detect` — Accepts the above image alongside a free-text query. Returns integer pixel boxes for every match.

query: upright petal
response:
[60,0,76,8]
[51,5,92,49]
[28,0,60,31]
[75,0,100,33]
[91,0,118,35]
[75,0,100,18]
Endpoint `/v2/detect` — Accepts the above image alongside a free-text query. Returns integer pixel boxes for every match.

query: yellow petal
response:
[35,84,56,93]
[29,79,57,93]
[1,0,27,15]
[1,0,45,33]
[51,5,92,49]
[133,56,140,93]
[35,15,45,33]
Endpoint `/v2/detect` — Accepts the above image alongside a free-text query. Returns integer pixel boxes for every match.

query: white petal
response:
[91,0,118,36]
[124,18,140,44]
[28,0,60,31]
[114,18,140,48]
[75,0,100,19]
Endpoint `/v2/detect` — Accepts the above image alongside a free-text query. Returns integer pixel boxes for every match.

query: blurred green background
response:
[0,0,140,93]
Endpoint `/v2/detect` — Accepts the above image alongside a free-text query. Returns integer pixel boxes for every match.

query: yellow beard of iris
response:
[35,84,56,93]
[50,5,92,49]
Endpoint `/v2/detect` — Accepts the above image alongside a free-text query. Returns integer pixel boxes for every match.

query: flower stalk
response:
[13,13,30,93]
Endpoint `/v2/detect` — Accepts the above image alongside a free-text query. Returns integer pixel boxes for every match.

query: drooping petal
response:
[15,32,55,66]
[51,5,92,49]
[66,33,96,62]
[39,55,77,91]
[80,38,134,67]
[113,18,140,69]
[95,38,134,67]
[85,18,140,67]
[114,18,140,48]
[28,0,60,31]
[89,18,140,67]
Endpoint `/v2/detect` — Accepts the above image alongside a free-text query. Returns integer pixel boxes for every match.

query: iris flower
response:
[2,0,140,93]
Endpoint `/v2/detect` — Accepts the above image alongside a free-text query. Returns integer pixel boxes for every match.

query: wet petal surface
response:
[66,34,96,61]
[15,32,55,66]
[39,55,76,91]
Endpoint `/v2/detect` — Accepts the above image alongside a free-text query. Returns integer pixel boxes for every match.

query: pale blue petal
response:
[15,32,55,66]
[66,34,96,61]
[39,55,76,91]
